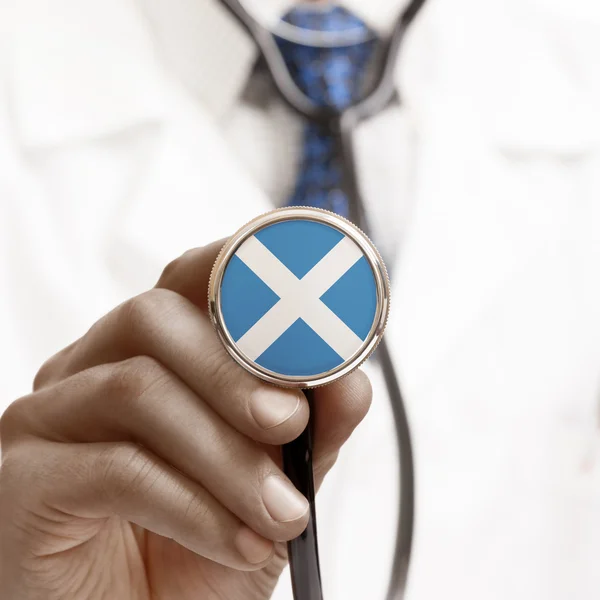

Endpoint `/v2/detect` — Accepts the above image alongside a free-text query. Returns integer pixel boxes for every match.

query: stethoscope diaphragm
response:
[209,207,390,390]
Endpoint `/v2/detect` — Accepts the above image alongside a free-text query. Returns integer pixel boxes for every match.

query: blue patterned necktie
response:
[277,6,376,218]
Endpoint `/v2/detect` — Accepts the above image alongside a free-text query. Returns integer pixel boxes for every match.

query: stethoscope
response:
[215,2,429,599]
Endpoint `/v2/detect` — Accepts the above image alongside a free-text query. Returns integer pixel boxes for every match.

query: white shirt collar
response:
[240,0,409,35]
[7,0,409,149]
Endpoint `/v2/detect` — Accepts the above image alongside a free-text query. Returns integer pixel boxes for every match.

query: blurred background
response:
[2,0,600,598]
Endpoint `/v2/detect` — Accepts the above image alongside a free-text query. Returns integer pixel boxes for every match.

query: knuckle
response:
[0,395,33,448]
[158,255,181,284]
[33,358,55,391]
[157,242,226,309]
[93,443,161,506]
[105,356,172,406]
[157,247,205,288]
[122,288,184,333]
[32,342,77,390]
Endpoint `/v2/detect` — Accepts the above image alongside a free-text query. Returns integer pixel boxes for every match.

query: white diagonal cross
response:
[234,235,365,362]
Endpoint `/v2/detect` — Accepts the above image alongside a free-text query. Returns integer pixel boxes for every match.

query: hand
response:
[0,240,372,600]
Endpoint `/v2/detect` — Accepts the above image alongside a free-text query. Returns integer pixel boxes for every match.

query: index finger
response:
[34,240,228,390]
[155,240,227,309]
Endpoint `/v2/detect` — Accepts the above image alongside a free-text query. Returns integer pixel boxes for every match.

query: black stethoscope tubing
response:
[218,2,428,598]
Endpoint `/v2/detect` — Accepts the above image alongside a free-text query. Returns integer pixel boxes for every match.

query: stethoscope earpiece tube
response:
[282,389,323,600]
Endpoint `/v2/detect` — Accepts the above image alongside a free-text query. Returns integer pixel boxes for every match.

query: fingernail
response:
[235,527,274,564]
[262,476,309,523]
[250,389,301,430]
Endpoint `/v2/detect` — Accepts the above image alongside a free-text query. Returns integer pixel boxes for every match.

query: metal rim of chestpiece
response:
[208,206,391,389]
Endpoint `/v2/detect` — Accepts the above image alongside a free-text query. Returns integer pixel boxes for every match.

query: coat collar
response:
[7,0,409,149]
[8,0,600,154]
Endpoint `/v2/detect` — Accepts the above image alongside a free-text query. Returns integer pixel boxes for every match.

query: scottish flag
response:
[220,220,377,377]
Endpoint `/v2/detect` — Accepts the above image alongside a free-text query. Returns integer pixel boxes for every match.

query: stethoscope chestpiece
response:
[208,206,390,390]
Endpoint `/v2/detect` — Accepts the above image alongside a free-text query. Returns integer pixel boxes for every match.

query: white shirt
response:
[2,0,600,598]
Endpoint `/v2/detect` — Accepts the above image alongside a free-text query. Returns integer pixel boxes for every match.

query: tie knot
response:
[277,6,376,110]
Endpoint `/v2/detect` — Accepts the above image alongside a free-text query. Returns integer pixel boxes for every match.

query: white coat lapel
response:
[389,107,595,397]
[386,108,544,395]
[385,0,600,396]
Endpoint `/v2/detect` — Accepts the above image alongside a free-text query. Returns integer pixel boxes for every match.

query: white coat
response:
[2,0,600,598]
